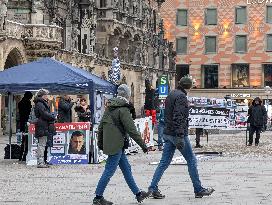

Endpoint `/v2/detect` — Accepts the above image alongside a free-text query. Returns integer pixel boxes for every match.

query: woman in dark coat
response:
[74,98,91,122]
[34,89,56,168]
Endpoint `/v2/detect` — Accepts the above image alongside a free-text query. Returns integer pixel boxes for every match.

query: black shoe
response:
[255,143,259,146]
[149,189,165,199]
[195,144,203,148]
[93,197,113,205]
[136,191,150,203]
[195,188,215,198]
[247,143,252,146]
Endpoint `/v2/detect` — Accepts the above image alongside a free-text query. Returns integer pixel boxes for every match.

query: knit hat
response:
[117,84,131,100]
[178,76,193,89]
[36,89,50,97]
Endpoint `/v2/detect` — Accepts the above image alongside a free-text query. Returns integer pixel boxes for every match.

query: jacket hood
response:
[108,97,128,110]
[252,97,262,106]
[34,97,47,104]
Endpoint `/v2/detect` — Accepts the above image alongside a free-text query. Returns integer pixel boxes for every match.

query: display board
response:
[27,122,90,165]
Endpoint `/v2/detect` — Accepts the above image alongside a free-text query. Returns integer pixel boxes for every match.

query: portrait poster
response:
[27,122,90,165]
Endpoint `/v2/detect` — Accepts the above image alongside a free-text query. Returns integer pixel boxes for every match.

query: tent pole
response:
[8,93,13,159]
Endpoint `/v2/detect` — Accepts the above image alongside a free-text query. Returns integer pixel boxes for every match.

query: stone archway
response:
[4,48,24,69]
[1,47,25,133]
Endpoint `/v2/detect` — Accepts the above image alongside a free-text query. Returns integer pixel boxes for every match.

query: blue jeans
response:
[157,122,165,147]
[95,150,140,196]
[149,134,203,193]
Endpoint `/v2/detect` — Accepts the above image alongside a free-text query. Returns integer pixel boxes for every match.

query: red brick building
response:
[160,0,272,101]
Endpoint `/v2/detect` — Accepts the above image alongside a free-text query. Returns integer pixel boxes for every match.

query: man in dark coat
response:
[247,97,267,146]
[93,84,149,205]
[57,95,74,123]
[34,89,56,168]
[18,91,33,161]
[148,76,214,199]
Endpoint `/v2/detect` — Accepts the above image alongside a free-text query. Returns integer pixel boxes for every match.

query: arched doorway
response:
[2,48,25,133]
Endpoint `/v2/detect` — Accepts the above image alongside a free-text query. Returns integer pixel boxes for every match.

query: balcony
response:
[4,20,62,43]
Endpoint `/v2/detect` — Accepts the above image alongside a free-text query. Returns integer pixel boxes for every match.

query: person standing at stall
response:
[74,97,91,122]
[18,91,33,161]
[34,89,56,168]
[93,84,149,205]
[57,95,74,123]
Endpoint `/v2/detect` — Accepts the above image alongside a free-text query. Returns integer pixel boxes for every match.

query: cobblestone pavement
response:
[0,132,272,205]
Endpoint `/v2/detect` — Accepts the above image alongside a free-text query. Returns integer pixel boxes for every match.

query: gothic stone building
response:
[0,0,176,129]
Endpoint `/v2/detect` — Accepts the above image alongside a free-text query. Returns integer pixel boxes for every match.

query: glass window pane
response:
[177,10,187,26]
[204,65,218,88]
[176,38,187,54]
[236,7,247,24]
[205,36,216,53]
[235,36,247,52]
[267,35,272,51]
[267,6,272,23]
[232,64,249,87]
[264,64,272,87]
[206,9,217,25]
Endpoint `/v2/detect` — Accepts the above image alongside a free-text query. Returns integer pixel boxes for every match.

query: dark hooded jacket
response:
[34,97,56,138]
[97,97,147,155]
[247,97,267,127]
[163,88,189,137]
[57,97,74,123]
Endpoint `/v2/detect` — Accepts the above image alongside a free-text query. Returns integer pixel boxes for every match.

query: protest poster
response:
[189,106,230,129]
[27,122,90,165]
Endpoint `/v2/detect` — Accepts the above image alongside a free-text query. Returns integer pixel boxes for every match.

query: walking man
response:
[148,76,214,199]
[93,84,150,205]
[247,97,267,146]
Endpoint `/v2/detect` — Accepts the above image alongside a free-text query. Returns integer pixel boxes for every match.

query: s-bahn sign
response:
[158,75,169,99]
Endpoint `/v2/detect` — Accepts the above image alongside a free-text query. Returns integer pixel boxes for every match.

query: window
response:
[264,64,272,87]
[176,9,187,26]
[176,65,189,88]
[235,6,247,24]
[232,64,249,87]
[235,35,247,53]
[205,8,217,25]
[205,36,217,53]
[267,6,272,23]
[100,0,107,8]
[176,37,187,54]
[267,34,272,51]
[203,65,218,88]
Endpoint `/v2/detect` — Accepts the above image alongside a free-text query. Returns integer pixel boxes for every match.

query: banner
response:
[189,106,230,129]
[27,122,90,165]
[91,117,154,164]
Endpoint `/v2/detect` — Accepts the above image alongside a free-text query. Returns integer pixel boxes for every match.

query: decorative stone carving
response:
[71,25,80,51]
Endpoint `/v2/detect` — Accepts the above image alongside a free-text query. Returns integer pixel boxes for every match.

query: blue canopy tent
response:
[0,57,116,159]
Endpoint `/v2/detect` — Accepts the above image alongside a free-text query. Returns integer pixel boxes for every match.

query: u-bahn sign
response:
[158,75,169,99]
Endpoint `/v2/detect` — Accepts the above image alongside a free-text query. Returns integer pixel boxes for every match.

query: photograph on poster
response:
[68,130,86,154]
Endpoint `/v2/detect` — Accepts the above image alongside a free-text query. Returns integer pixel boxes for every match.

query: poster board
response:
[27,122,90,165]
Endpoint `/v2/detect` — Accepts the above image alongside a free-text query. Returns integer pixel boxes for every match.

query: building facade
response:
[160,0,272,102]
[0,0,176,131]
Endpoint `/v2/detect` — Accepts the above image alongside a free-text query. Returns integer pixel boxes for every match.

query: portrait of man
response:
[68,131,86,154]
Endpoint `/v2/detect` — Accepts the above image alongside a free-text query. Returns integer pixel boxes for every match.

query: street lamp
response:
[265,85,271,110]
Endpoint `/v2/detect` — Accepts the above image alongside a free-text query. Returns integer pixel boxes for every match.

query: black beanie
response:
[178,76,193,89]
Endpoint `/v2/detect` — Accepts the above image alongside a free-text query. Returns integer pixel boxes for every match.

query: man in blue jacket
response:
[148,76,214,199]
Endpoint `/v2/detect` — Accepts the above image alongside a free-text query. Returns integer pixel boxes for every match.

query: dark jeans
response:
[249,125,262,144]
[95,150,140,196]
[157,122,165,147]
[149,134,204,193]
[195,128,203,145]
[19,134,28,161]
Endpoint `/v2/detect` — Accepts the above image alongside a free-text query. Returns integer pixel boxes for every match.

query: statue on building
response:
[133,0,138,15]
[108,47,121,85]
[71,25,80,52]
[0,0,8,32]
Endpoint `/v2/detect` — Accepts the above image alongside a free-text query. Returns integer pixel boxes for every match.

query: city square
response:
[1,0,272,205]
